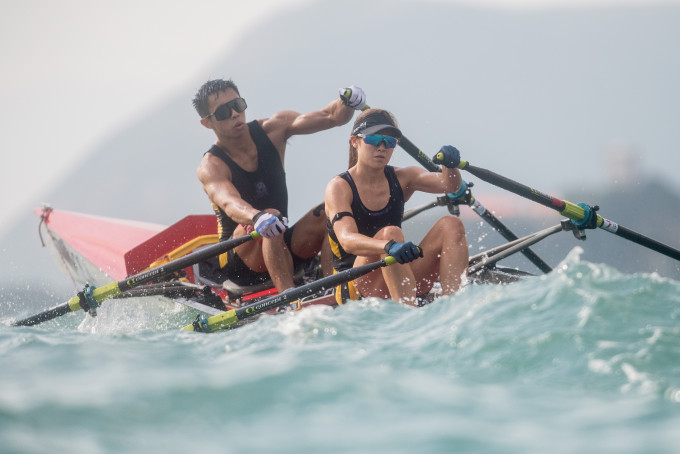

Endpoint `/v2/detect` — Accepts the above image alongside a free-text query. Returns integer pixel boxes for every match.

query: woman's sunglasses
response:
[356,133,399,149]
[204,97,248,121]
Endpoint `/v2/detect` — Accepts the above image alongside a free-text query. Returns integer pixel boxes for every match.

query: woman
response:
[324,108,469,306]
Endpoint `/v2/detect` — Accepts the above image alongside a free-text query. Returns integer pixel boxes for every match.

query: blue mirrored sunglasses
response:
[357,134,399,149]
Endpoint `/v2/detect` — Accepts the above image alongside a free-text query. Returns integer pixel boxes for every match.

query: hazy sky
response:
[1,0,678,236]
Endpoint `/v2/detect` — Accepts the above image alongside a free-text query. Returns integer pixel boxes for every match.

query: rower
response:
[324,109,470,306]
[192,79,366,293]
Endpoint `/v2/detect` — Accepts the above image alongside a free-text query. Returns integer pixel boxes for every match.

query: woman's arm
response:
[397,165,463,201]
[324,177,392,257]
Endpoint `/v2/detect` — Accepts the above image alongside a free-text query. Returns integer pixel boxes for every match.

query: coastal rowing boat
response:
[20,203,553,330]
[33,206,338,318]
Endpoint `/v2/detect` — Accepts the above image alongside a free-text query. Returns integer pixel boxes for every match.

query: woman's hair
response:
[347,108,399,168]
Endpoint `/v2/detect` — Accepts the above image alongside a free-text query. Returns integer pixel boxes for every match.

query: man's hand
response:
[384,240,423,264]
[339,85,366,110]
[252,211,288,238]
[432,145,461,169]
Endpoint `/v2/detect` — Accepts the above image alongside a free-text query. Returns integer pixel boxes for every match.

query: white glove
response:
[252,211,288,239]
[338,85,366,110]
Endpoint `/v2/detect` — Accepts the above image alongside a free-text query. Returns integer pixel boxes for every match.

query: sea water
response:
[1,247,679,454]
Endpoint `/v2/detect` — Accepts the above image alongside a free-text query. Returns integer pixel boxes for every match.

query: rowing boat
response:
[23,202,553,330]
[34,206,338,318]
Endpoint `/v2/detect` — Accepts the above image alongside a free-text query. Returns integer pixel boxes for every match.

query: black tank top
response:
[206,120,288,240]
[327,166,404,272]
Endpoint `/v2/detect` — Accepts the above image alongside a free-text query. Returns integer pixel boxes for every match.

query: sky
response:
[1,0,678,237]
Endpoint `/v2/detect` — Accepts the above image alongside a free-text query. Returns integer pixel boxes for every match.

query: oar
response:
[468,224,565,274]
[403,198,446,221]
[397,135,553,273]
[11,232,261,327]
[182,256,399,332]
[349,97,552,273]
[454,159,680,261]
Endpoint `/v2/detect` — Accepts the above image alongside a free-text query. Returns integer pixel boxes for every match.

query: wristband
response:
[252,211,267,224]
[384,239,396,254]
[446,180,468,200]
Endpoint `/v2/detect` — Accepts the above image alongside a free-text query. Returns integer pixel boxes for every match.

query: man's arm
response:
[196,154,263,225]
[262,86,365,151]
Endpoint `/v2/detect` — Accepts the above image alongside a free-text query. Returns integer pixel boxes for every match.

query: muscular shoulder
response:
[393,165,429,200]
[197,152,232,184]
[260,110,300,142]
[326,174,351,190]
[394,165,427,184]
[325,175,352,205]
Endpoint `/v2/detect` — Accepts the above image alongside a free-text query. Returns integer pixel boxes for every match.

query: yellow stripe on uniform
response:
[333,271,361,305]
[328,234,343,259]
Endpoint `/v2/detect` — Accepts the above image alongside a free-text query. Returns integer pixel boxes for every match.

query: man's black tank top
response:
[327,166,404,272]
[206,120,288,241]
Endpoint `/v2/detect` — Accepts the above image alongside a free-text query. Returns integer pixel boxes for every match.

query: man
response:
[193,79,365,292]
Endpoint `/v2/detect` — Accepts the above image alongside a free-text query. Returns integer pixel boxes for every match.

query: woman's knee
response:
[436,216,466,236]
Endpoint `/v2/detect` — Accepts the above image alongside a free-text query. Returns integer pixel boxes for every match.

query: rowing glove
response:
[339,85,366,110]
[252,211,288,239]
[384,240,423,264]
[432,145,461,169]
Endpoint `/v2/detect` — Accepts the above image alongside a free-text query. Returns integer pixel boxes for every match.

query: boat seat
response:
[193,262,308,302]
[191,262,278,299]
[222,279,277,301]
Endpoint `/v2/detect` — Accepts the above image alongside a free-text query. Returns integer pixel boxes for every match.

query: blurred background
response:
[2,0,679,303]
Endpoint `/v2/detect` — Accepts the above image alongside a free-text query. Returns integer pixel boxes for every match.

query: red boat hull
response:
[36,206,338,316]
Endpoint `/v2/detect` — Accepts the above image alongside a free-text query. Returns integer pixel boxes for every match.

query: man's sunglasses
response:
[204,97,248,121]
[356,133,399,149]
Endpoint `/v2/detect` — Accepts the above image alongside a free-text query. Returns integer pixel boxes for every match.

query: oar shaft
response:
[233,260,386,319]
[183,256,398,332]
[11,299,75,327]
[615,224,680,261]
[461,161,680,262]
[399,136,441,172]
[469,197,553,273]
[12,232,260,327]
[468,224,564,273]
[397,135,552,272]
[117,233,258,292]
[461,162,565,211]
[402,200,440,221]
